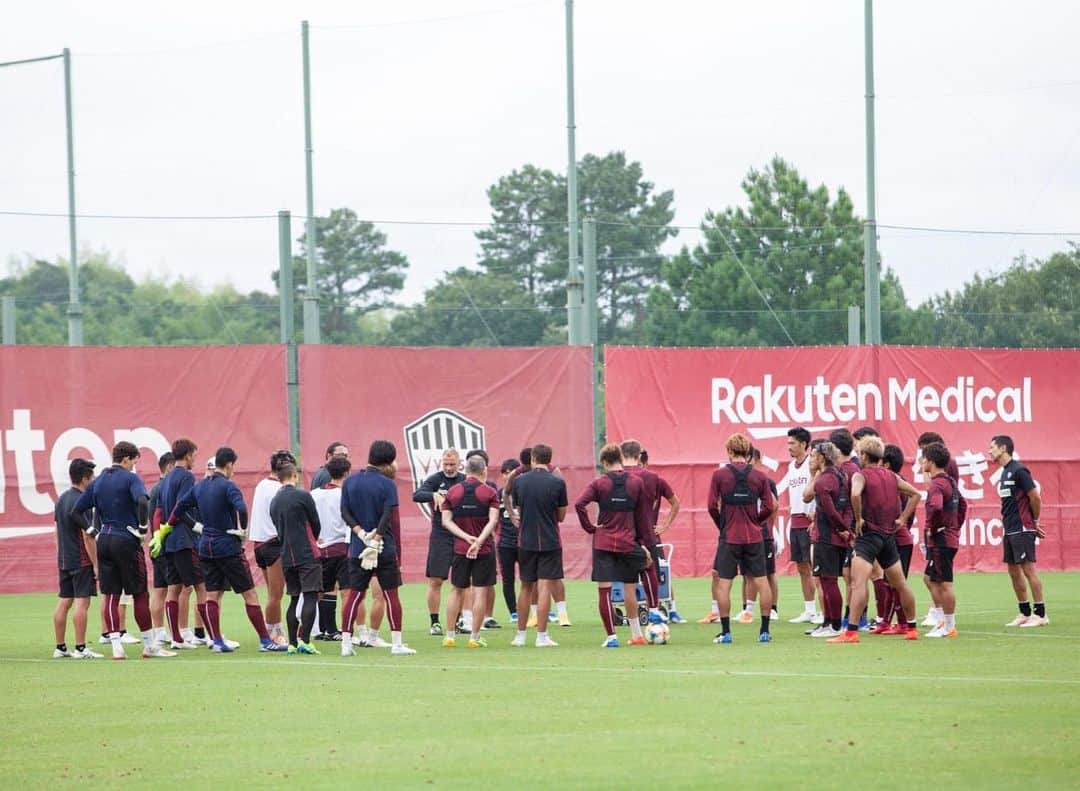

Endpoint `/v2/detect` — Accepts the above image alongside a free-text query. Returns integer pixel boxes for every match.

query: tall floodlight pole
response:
[0,50,81,345]
[863,0,881,345]
[301,20,321,344]
[564,0,584,344]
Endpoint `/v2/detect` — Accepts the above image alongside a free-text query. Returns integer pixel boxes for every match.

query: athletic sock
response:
[194,627,206,640]
[720,616,731,635]
[760,615,770,635]
[1034,602,1046,618]
[1019,601,1032,616]
[357,625,369,643]
[711,600,720,616]
[446,629,456,640]
[598,588,615,636]
[245,603,270,640]
[907,621,917,631]
[629,619,643,639]
[847,623,859,633]
[391,630,402,648]
[430,612,439,626]
[516,630,527,641]
[75,644,85,652]
[831,619,842,631]
[57,643,67,652]
[141,629,155,649]
[529,604,538,620]
[556,601,568,617]
[804,600,816,615]
[944,613,956,630]
[318,598,338,635]
[744,601,755,615]
[462,609,473,628]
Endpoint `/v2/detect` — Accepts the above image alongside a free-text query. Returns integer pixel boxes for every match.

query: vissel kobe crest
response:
[403,408,485,519]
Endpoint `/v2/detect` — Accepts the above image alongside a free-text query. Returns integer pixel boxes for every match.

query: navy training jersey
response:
[73,465,146,542]
[175,472,247,558]
[160,466,198,552]
[343,467,400,560]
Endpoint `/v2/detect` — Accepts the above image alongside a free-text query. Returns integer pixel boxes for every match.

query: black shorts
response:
[518,548,564,582]
[450,553,497,589]
[853,532,900,569]
[844,546,854,569]
[1003,532,1037,565]
[151,554,169,589]
[897,543,913,578]
[646,542,664,566]
[284,562,323,596]
[97,534,148,596]
[789,528,811,563]
[202,554,255,594]
[254,539,282,569]
[812,543,846,578]
[164,548,203,587]
[763,539,777,576]
[497,545,518,582]
[715,541,766,580]
[58,566,97,599]
[925,545,957,583]
[347,556,401,593]
[592,547,647,584]
[425,531,454,579]
[321,554,350,592]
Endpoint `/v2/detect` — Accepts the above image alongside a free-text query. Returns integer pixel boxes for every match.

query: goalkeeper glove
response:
[226,527,245,539]
[359,545,380,570]
[84,524,101,540]
[126,524,148,542]
[193,522,204,535]
[149,523,173,558]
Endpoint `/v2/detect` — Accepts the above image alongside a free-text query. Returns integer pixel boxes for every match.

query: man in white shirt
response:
[783,428,821,624]
[249,450,294,645]
[311,456,351,642]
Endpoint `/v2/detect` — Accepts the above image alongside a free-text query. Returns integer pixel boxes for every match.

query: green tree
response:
[389,267,549,347]
[282,208,409,343]
[644,157,908,346]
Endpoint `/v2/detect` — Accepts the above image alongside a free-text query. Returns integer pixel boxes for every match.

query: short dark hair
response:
[531,444,553,465]
[809,438,826,450]
[852,426,879,440]
[917,431,944,448]
[325,441,347,459]
[171,438,197,461]
[158,452,175,473]
[787,427,811,446]
[270,449,296,474]
[112,441,140,464]
[326,455,351,480]
[923,442,951,471]
[828,429,854,457]
[882,444,905,474]
[368,440,397,467]
[214,447,238,468]
[466,449,489,463]
[619,439,642,460]
[991,435,1014,455]
[69,458,96,486]
[500,458,521,475]
[599,443,622,466]
[277,462,298,482]
[750,446,762,461]
[639,449,649,465]
[519,447,533,466]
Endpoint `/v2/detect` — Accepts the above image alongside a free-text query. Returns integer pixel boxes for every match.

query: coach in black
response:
[509,443,567,648]
[413,449,466,636]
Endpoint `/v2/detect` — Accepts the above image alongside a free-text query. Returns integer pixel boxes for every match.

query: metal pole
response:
[863,0,881,345]
[279,211,301,461]
[583,217,602,453]
[301,20,321,344]
[564,0,584,345]
[848,305,861,346]
[63,48,82,346]
[1,296,15,344]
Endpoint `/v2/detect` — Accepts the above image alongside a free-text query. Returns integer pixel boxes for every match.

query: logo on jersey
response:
[403,408,486,519]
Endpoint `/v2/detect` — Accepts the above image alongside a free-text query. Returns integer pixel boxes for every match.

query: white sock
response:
[391,630,402,648]
[711,600,720,616]
[269,623,283,638]
[529,604,538,619]
[462,609,473,624]
[141,629,155,649]
[155,627,167,643]
[932,607,944,620]
[557,601,568,616]
[804,600,816,614]
[368,630,380,644]
[670,599,678,611]
[944,613,956,630]
[357,625,369,642]
[516,629,527,641]
[446,629,456,640]
[744,601,755,615]
[629,619,643,639]
[537,630,548,640]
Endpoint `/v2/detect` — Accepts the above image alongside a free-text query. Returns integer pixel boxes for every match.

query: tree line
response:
[3,154,1077,348]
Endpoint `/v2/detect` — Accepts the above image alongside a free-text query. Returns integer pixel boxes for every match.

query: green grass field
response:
[3,573,1078,789]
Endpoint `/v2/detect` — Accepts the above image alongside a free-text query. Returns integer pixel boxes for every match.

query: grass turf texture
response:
[2,573,1078,789]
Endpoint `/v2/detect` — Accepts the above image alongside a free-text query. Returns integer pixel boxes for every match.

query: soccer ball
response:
[645,622,670,645]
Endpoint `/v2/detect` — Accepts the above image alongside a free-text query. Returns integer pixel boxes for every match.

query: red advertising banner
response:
[299,346,596,581]
[605,346,1080,576]
[0,346,287,593]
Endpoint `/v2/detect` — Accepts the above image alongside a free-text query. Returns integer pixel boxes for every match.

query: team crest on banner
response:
[404,408,485,519]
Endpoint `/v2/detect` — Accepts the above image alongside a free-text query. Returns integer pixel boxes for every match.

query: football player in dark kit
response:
[341,440,416,656]
[72,441,175,660]
[310,441,349,491]
[916,431,960,628]
[921,442,965,638]
[413,448,466,636]
[620,439,677,626]
[496,457,522,622]
[707,433,776,644]
[146,451,175,647]
[439,454,501,648]
[53,458,101,658]
[829,436,921,644]
[269,462,323,654]
[989,435,1047,627]
[575,443,655,648]
[804,441,851,638]
[510,443,567,648]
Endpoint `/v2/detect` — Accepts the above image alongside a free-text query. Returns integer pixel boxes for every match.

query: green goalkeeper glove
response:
[149,524,173,558]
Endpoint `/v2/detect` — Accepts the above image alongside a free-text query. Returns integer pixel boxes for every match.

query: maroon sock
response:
[872,579,889,620]
[165,600,182,642]
[598,587,615,636]
[205,600,223,641]
[881,587,895,624]
[641,564,660,609]
[820,577,842,620]
[341,589,360,634]
[106,594,121,634]
[382,587,402,632]
[132,593,152,632]
[245,603,270,640]
[196,602,215,641]
[892,594,905,625]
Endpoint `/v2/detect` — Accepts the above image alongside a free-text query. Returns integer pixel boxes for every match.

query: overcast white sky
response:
[2,0,1078,311]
